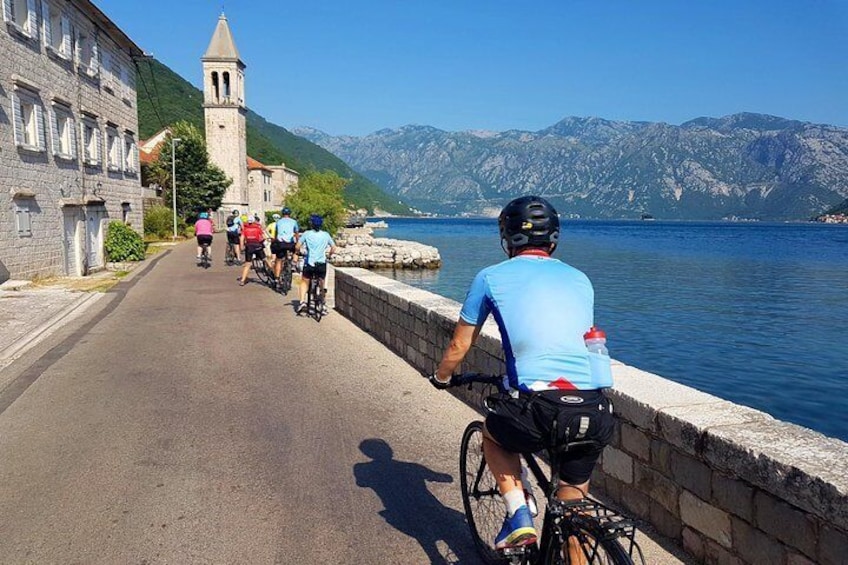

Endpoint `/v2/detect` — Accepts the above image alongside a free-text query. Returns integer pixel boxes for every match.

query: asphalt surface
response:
[0,240,692,564]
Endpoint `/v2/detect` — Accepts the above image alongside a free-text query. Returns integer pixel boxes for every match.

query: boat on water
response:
[641,213,655,221]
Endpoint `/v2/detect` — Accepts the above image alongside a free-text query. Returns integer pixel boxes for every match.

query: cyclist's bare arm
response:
[435,320,481,381]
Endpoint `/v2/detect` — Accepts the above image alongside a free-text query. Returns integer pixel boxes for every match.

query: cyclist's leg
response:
[240,245,254,285]
[298,265,313,311]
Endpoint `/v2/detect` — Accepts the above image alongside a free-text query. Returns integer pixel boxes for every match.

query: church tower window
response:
[211,72,220,103]
[223,72,231,102]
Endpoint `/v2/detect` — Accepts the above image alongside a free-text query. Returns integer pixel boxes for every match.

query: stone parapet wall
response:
[334,267,848,565]
[332,228,441,269]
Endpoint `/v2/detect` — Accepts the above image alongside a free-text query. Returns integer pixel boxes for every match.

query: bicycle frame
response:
[453,373,643,565]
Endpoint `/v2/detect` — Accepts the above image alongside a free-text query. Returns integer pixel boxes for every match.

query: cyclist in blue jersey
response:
[226,209,243,257]
[295,214,336,314]
[271,207,300,282]
[429,196,615,552]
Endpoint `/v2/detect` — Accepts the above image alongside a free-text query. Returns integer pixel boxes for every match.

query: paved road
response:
[0,239,691,564]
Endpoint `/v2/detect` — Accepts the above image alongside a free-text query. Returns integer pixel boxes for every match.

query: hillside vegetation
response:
[135,58,409,214]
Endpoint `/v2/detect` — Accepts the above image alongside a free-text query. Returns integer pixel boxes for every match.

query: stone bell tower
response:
[202,13,248,211]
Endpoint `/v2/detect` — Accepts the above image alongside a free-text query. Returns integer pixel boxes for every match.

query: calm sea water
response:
[374,218,848,442]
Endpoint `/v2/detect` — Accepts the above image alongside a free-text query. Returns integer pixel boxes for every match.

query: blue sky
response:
[97,0,848,136]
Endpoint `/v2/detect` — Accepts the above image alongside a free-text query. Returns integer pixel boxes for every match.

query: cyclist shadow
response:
[354,438,479,564]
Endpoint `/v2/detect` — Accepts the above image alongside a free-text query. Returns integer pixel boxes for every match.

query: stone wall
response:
[334,267,848,565]
[1,1,143,279]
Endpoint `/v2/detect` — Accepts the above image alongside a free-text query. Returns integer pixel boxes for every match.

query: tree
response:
[285,170,348,235]
[147,121,231,219]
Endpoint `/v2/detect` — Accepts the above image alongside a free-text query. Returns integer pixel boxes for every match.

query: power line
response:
[134,57,165,130]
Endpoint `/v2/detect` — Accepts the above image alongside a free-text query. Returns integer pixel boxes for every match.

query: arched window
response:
[211,72,220,103]
[223,72,231,101]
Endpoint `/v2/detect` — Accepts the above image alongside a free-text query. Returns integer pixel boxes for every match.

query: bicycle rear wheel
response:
[460,421,509,565]
[280,258,292,294]
[554,513,633,565]
[253,259,271,286]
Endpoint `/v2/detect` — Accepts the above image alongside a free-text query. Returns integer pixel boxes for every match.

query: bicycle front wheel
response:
[253,260,271,286]
[460,421,509,565]
[555,513,633,565]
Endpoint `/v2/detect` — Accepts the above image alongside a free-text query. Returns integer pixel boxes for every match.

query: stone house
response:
[0,0,144,282]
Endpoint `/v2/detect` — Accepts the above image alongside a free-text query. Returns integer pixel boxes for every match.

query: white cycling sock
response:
[503,488,527,517]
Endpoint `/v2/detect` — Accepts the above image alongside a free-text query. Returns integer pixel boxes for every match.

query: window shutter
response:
[49,107,58,155]
[101,50,112,86]
[11,93,24,146]
[61,13,70,56]
[35,103,46,150]
[90,37,99,75]
[131,141,138,171]
[41,1,51,46]
[81,122,89,160]
[74,30,81,65]
[2,0,12,23]
[27,0,38,40]
[117,134,124,171]
[95,129,101,164]
[69,116,77,158]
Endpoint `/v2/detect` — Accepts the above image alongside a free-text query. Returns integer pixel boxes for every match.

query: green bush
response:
[105,221,145,262]
[144,205,173,239]
[144,205,188,239]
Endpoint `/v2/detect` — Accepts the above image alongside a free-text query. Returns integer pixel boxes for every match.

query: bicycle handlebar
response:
[447,372,509,393]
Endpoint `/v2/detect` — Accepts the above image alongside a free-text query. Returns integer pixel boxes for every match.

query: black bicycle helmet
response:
[498,195,560,251]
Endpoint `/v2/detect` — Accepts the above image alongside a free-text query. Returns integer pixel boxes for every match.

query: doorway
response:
[63,208,83,276]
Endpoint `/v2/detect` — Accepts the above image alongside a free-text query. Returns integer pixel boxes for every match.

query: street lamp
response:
[171,137,182,240]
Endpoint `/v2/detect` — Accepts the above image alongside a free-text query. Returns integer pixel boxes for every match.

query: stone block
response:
[606,364,723,432]
[787,552,818,565]
[682,527,705,562]
[703,539,744,565]
[817,523,848,565]
[650,499,682,540]
[621,423,651,462]
[711,472,755,522]
[680,490,732,548]
[731,516,785,565]
[753,490,816,558]
[634,462,679,514]
[703,418,848,530]
[658,401,771,456]
[602,446,633,484]
[670,450,712,500]
[621,485,651,521]
[651,438,673,475]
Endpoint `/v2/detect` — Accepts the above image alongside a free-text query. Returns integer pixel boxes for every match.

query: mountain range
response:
[295,114,848,220]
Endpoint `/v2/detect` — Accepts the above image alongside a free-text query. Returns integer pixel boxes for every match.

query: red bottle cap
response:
[583,326,606,340]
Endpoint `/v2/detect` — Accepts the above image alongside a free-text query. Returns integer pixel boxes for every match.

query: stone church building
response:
[202,13,297,217]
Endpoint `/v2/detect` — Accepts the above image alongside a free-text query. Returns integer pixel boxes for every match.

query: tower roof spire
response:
[203,12,242,62]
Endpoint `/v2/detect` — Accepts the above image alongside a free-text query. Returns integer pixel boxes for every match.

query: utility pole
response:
[171,137,182,240]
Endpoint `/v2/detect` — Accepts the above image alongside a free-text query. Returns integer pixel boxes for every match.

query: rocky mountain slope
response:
[295,113,848,220]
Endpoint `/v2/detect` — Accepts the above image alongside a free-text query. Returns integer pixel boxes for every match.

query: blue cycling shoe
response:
[494,505,537,549]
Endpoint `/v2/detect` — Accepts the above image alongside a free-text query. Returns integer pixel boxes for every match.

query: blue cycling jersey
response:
[275,217,299,243]
[227,217,242,233]
[299,230,335,266]
[459,254,600,392]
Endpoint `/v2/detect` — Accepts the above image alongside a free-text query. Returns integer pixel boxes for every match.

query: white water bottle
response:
[520,465,538,517]
[584,326,613,387]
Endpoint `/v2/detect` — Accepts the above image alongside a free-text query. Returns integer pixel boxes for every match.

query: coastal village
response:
[0,3,437,284]
[1,4,846,565]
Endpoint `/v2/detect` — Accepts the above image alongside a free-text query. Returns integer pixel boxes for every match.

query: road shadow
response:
[354,439,480,564]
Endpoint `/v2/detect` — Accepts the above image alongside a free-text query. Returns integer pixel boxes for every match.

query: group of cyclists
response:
[194,195,618,561]
[195,206,336,315]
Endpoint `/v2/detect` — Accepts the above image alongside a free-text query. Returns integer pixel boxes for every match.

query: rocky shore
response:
[331,228,441,269]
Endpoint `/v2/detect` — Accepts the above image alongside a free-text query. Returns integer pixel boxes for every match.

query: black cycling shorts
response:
[485,389,614,485]
[244,243,265,261]
[271,240,296,259]
[196,235,213,246]
[302,262,327,280]
[226,231,240,245]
